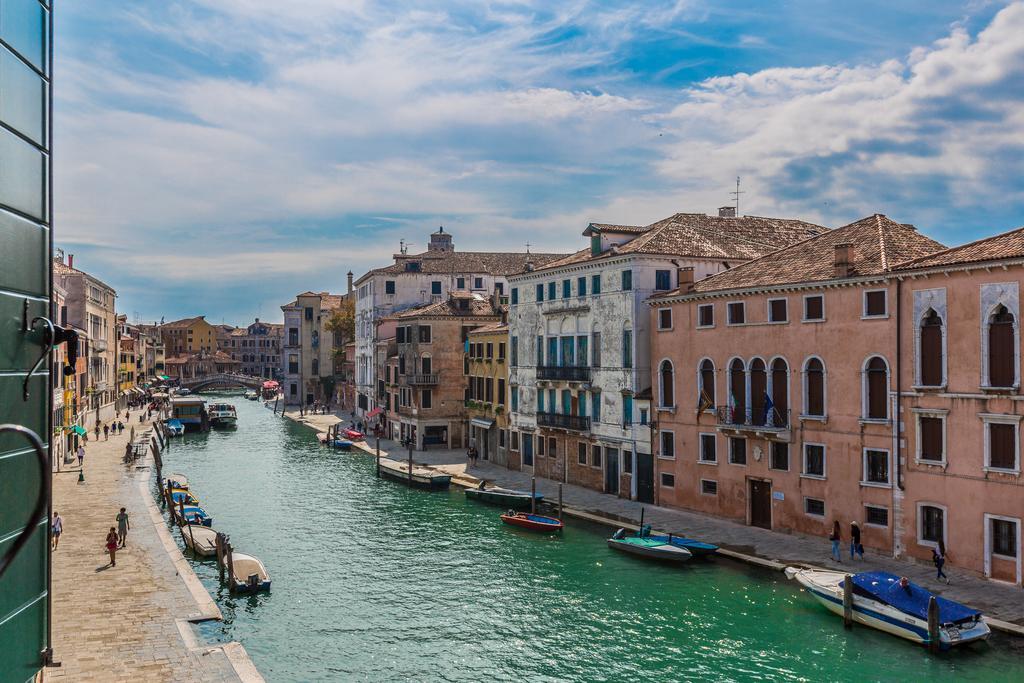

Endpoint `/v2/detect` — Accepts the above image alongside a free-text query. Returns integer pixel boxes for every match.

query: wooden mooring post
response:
[843,575,853,628]
[531,477,537,514]
[558,483,563,520]
[215,532,226,583]
[225,538,235,592]
[407,440,414,482]
[639,507,645,535]
[376,434,381,478]
[927,596,940,652]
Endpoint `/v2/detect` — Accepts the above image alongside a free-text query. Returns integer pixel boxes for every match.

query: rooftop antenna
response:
[525,241,532,254]
[399,239,407,255]
[730,176,745,215]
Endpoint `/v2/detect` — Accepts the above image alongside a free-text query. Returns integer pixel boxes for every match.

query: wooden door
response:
[636,452,654,503]
[749,479,772,529]
[605,448,619,495]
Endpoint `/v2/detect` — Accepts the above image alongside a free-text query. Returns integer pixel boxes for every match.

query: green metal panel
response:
[0,0,52,679]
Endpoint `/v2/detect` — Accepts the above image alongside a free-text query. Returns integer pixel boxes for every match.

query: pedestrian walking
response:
[76,444,85,468]
[116,507,130,548]
[850,521,864,560]
[104,527,119,567]
[94,424,100,441]
[933,540,949,584]
[829,520,842,562]
[51,512,62,550]
[103,424,109,440]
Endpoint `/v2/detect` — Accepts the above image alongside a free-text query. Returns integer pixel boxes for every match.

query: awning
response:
[70,425,87,436]
[158,375,170,380]
[470,418,494,429]
[367,407,383,418]
[262,380,279,389]
[151,392,169,399]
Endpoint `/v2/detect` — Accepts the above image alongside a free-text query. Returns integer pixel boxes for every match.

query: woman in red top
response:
[105,527,119,567]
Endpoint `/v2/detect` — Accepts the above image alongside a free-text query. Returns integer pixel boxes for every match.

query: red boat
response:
[500,512,564,532]
[342,428,364,441]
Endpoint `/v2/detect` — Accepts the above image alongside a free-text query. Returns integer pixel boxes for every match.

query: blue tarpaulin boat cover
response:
[845,572,980,624]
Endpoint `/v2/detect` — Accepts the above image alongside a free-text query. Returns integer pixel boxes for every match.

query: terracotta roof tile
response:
[359,250,567,280]
[387,294,504,320]
[893,225,1024,271]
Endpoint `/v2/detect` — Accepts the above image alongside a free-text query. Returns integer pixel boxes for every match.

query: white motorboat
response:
[230,552,271,592]
[208,402,237,427]
[166,473,189,489]
[785,568,990,650]
[180,524,218,557]
[377,457,452,489]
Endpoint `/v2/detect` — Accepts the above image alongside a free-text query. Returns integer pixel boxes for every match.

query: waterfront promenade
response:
[48,413,261,682]
[286,407,1024,629]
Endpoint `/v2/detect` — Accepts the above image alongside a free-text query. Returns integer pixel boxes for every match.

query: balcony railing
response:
[407,373,438,386]
[537,411,591,432]
[537,366,591,382]
[715,405,790,430]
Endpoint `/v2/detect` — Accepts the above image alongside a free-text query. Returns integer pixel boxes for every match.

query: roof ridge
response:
[893,223,1024,270]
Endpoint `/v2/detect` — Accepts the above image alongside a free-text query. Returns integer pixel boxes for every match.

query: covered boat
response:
[377,458,451,489]
[169,488,200,506]
[466,484,543,510]
[342,428,364,441]
[181,524,218,556]
[644,533,719,557]
[607,528,692,563]
[166,473,189,490]
[208,402,237,427]
[785,568,990,649]
[166,419,185,436]
[229,552,271,593]
[500,512,563,532]
[174,505,212,527]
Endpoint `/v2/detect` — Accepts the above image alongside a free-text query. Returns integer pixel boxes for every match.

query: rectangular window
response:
[805,498,825,517]
[562,279,571,298]
[385,280,396,294]
[864,290,887,317]
[537,436,546,457]
[548,282,556,300]
[548,337,558,367]
[418,326,432,343]
[988,422,1018,471]
[485,377,493,403]
[660,473,675,487]
[699,434,717,463]
[992,518,1018,558]
[591,444,602,466]
[659,431,674,458]
[511,386,519,411]
[576,335,588,368]
[509,338,517,366]
[577,277,586,297]
[431,281,442,295]
[639,407,647,425]
[803,444,826,477]
[729,437,746,465]
[421,389,432,409]
[474,277,483,289]
[499,342,507,361]
[511,431,520,451]
[591,393,601,421]
[548,438,556,457]
[863,449,890,485]
[499,430,506,448]
[536,284,544,302]
[486,342,493,359]
[619,448,630,474]
[768,298,788,323]
[919,415,944,462]
[727,302,745,325]
[578,442,587,465]
[622,269,632,291]
[622,330,632,368]
[304,307,314,320]
[592,274,601,295]
[456,277,466,289]
[770,442,789,471]
[511,288,518,305]
[591,332,601,367]
[537,389,545,412]
[866,506,889,527]
[655,270,671,291]
[701,479,718,496]
[803,295,824,321]
[658,309,673,330]
[623,395,633,426]
[288,354,299,374]
[698,304,714,328]
[920,505,945,544]
[536,335,544,367]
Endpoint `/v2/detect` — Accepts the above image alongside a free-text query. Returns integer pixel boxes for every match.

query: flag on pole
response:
[763,393,774,426]
[697,390,714,418]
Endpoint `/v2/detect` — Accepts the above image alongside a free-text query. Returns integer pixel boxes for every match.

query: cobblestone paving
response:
[47,412,242,682]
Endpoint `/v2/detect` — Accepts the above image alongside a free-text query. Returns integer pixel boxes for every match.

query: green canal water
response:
[158,395,1022,682]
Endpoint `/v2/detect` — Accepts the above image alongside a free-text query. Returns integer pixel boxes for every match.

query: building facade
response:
[466,322,515,468]
[226,318,282,379]
[508,212,828,499]
[281,292,349,406]
[353,227,564,418]
[160,316,218,356]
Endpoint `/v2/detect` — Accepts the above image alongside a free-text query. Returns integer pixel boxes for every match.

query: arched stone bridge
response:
[180,373,267,391]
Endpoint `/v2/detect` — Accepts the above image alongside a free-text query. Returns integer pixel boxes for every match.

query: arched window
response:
[804,358,825,417]
[659,360,674,408]
[729,358,746,423]
[919,309,943,387]
[865,356,889,419]
[699,359,715,406]
[770,358,788,426]
[988,305,1015,388]
[750,359,767,425]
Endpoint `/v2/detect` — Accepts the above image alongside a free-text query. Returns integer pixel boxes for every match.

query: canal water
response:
[159,394,1021,682]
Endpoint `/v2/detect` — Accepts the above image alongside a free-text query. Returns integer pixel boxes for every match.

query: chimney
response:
[255,317,260,323]
[718,206,736,218]
[834,243,854,278]
[677,267,695,292]
[68,253,74,269]
[347,270,354,294]
[525,260,534,272]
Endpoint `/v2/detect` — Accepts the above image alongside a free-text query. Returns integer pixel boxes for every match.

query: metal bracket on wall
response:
[0,424,48,579]
[22,316,55,401]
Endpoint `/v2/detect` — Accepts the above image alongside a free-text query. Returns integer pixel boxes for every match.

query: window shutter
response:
[806,360,824,416]
[990,423,1016,469]
[920,417,943,461]
[989,309,1015,387]
[920,313,943,386]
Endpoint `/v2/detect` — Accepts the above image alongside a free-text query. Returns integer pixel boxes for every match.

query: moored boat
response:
[169,488,200,506]
[342,428,364,441]
[229,552,271,593]
[500,512,564,532]
[244,390,258,401]
[377,458,451,489]
[166,473,189,489]
[785,568,990,649]
[174,505,212,527]
[166,419,185,436]
[208,402,237,427]
[607,528,692,563]
[644,533,719,557]
[467,484,542,510]
[180,524,218,556]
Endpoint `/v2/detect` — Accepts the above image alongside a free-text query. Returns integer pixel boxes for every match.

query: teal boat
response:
[608,531,693,563]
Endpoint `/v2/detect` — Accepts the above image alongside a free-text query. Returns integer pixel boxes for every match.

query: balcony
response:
[537,366,591,382]
[714,405,791,440]
[537,411,591,432]
[406,373,438,386]
[91,339,108,353]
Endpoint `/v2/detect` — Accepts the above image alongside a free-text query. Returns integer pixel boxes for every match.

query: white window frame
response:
[766,297,788,324]
[698,432,717,465]
[804,497,826,518]
[658,430,675,460]
[658,358,676,410]
[696,303,715,329]
[660,472,675,488]
[696,357,716,406]
[981,413,1022,474]
[801,442,827,480]
[657,308,673,331]
[913,408,948,466]
[862,288,889,319]
[916,502,947,548]
[802,294,825,323]
[768,440,789,472]
[700,479,718,496]
[864,504,890,529]
[726,300,746,326]
[728,436,747,466]
[980,294,1021,391]
[984,513,1022,584]
[861,447,892,488]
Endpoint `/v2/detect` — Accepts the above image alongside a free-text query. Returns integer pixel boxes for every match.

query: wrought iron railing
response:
[537,366,591,382]
[407,373,438,386]
[537,412,591,432]
[714,405,790,429]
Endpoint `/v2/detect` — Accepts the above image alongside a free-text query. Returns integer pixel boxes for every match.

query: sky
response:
[54,0,1024,324]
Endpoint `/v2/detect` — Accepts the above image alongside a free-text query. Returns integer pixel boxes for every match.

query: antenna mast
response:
[730,176,745,215]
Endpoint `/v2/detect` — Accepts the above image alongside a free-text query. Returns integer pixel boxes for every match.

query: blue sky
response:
[54,1,1024,324]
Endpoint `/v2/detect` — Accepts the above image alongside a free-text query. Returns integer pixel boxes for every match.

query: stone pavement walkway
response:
[47,411,252,682]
